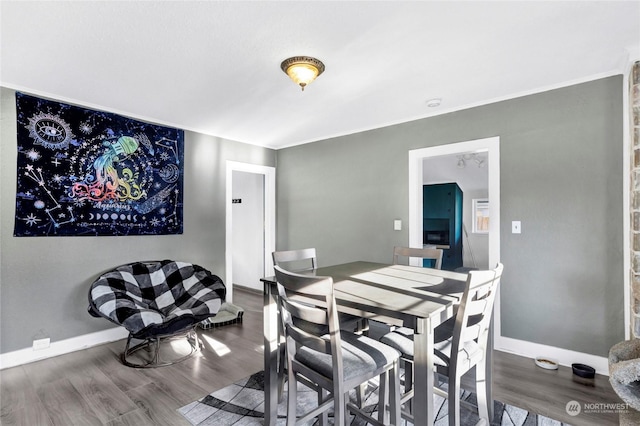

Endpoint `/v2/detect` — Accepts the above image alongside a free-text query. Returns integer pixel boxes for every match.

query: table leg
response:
[263,282,279,426]
[412,317,434,425]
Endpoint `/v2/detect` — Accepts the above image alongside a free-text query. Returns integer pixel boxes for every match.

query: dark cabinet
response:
[423,183,463,270]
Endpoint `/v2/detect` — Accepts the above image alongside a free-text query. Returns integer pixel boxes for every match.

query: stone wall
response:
[632,61,640,337]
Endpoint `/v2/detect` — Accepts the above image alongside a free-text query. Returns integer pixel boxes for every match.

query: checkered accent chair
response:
[88,260,226,339]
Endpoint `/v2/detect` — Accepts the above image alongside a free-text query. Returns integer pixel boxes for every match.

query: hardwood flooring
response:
[0,287,624,425]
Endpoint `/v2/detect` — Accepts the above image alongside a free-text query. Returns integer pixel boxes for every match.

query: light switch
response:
[394,219,402,231]
[512,221,521,234]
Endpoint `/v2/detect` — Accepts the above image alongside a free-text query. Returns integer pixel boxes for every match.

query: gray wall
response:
[0,87,276,354]
[276,76,624,357]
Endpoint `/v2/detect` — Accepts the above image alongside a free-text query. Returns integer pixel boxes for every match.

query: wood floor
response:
[0,287,624,425]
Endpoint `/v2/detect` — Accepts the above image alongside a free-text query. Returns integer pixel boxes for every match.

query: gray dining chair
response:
[272,248,370,407]
[273,248,368,335]
[274,265,402,426]
[392,246,444,270]
[273,247,318,271]
[380,263,504,426]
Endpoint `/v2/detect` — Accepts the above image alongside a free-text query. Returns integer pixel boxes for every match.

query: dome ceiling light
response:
[280,56,325,91]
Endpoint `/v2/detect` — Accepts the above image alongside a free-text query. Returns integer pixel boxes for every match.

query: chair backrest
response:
[450,263,504,356]
[274,265,344,385]
[273,248,318,271]
[393,246,443,270]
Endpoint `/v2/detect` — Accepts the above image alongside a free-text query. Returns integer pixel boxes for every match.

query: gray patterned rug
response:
[178,371,570,425]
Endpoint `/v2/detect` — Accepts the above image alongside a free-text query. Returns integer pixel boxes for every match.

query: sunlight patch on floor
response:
[201,333,231,356]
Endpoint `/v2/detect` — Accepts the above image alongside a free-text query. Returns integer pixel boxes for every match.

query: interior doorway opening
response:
[422,151,490,270]
[225,161,275,303]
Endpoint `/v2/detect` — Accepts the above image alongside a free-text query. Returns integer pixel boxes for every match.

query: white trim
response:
[495,336,609,376]
[409,137,501,334]
[0,327,128,370]
[225,161,276,303]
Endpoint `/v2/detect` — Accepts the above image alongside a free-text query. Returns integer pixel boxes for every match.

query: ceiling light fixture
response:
[457,153,486,169]
[426,98,442,107]
[280,56,325,91]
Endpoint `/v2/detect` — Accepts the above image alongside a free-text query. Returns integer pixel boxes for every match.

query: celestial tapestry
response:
[14,92,184,236]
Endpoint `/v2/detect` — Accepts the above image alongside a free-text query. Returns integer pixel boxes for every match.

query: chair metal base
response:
[121,327,201,368]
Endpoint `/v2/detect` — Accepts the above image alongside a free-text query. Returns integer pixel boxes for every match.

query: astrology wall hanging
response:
[14,92,184,236]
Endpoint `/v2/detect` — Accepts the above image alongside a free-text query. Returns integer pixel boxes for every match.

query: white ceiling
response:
[2,1,639,149]
[423,152,488,193]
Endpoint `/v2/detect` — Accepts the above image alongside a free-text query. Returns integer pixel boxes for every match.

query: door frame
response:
[225,161,276,303]
[409,136,501,334]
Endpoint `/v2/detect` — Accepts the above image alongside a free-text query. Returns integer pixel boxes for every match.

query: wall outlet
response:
[33,337,50,351]
[512,221,522,234]
[394,219,402,231]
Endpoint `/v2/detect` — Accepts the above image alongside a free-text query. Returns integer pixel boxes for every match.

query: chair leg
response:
[286,368,297,426]
[356,382,365,408]
[319,388,328,426]
[334,389,346,426]
[277,341,286,400]
[151,337,161,364]
[404,360,413,414]
[448,372,462,426]
[475,357,490,423]
[390,360,402,426]
[357,318,370,336]
[378,370,389,424]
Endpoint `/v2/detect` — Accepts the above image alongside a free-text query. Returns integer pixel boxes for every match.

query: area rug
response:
[178,371,570,425]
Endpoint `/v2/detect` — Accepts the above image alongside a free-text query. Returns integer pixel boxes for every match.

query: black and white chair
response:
[380,263,503,426]
[88,260,226,368]
[275,265,402,426]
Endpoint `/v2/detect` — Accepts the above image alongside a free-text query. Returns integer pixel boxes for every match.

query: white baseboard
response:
[495,335,609,376]
[0,327,128,370]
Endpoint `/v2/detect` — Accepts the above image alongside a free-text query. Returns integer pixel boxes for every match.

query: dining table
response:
[261,260,489,425]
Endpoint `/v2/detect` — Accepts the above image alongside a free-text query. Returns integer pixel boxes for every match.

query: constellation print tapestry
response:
[14,92,184,236]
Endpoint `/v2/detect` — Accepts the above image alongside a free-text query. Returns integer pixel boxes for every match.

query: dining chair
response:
[274,265,402,426]
[273,247,318,271]
[272,248,369,406]
[380,263,504,426]
[273,248,368,335]
[392,246,444,270]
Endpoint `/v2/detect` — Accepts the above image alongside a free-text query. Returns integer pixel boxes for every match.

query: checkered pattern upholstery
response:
[88,260,226,338]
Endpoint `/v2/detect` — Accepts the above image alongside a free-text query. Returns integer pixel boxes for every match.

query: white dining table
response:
[261,261,483,425]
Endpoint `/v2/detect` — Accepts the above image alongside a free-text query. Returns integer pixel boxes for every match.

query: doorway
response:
[422,153,490,270]
[225,161,275,302]
[409,137,500,331]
